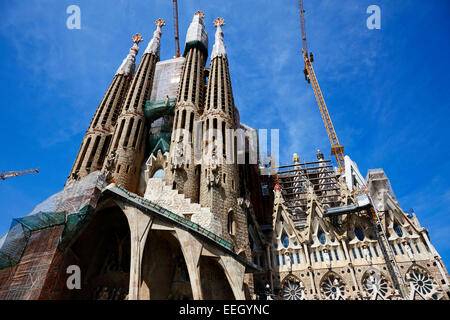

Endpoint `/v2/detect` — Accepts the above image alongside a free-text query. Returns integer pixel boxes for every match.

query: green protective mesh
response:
[183,40,208,59]
[145,98,176,122]
[148,132,171,155]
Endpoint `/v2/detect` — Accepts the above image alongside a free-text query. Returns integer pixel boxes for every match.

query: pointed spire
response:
[145,19,165,57]
[116,33,143,76]
[185,11,208,52]
[211,18,227,60]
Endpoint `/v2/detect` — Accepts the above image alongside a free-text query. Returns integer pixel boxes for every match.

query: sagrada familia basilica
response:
[0,11,448,300]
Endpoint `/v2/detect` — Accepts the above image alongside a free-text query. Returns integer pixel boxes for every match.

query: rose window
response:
[282,280,305,300]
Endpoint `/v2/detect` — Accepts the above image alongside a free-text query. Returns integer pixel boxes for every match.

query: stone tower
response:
[105,19,165,193]
[199,18,249,255]
[165,11,208,203]
[67,34,141,184]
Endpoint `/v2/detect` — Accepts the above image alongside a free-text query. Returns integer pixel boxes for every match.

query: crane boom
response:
[173,0,180,58]
[298,0,345,172]
[0,168,39,181]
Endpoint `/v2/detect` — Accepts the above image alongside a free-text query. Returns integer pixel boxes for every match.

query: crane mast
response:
[173,0,180,58]
[0,168,39,181]
[299,0,345,172]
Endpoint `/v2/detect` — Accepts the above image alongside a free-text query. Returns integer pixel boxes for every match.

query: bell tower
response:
[165,11,208,203]
[67,34,141,184]
[105,19,165,193]
[199,18,249,255]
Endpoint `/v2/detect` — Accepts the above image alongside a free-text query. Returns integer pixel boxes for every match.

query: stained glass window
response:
[282,234,289,248]
[355,228,365,241]
[318,231,326,245]
[394,223,403,237]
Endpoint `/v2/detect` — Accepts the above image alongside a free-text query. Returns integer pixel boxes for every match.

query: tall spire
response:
[116,34,143,76]
[211,18,227,60]
[145,19,165,57]
[183,11,208,57]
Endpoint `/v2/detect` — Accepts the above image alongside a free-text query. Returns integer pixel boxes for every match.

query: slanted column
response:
[175,229,204,300]
[120,204,152,300]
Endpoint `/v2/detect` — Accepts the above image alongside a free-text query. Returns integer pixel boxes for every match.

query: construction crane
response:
[172,0,181,58]
[0,168,39,181]
[297,1,407,297]
[298,0,345,172]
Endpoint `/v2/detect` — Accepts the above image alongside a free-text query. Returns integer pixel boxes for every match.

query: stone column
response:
[175,228,204,300]
[120,204,152,300]
[218,255,246,300]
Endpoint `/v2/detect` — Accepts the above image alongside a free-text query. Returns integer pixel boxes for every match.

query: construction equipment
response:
[298,0,345,172]
[172,0,181,58]
[0,168,39,181]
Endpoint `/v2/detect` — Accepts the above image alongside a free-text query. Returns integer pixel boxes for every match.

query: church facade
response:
[0,11,448,300]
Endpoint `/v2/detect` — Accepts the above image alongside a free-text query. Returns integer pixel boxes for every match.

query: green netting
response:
[0,171,106,270]
[13,211,66,231]
[148,132,171,156]
[182,40,208,59]
[145,98,176,122]
[59,205,94,249]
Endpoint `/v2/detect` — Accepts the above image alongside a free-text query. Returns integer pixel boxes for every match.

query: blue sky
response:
[0,0,449,266]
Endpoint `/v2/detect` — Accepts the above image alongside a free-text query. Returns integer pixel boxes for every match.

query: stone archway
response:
[67,204,131,300]
[140,230,193,300]
[199,256,235,300]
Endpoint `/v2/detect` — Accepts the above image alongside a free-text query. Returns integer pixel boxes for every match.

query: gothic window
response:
[282,254,286,265]
[414,242,421,254]
[282,276,306,300]
[296,253,301,264]
[424,242,431,253]
[358,247,364,259]
[328,250,333,262]
[313,251,318,263]
[276,254,280,266]
[319,251,324,262]
[391,244,398,255]
[352,248,357,259]
[334,249,339,260]
[373,245,380,257]
[355,227,365,241]
[320,273,346,300]
[290,253,294,265]
[394,223,403,237]
[398,243,405,255]
[318,231,326,244]
[281,234,289,248]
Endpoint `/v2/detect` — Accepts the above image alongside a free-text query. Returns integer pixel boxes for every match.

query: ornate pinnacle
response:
[194,11,205,18]
[132,33,143,46]
[155,18,166,27]
[213,17,225,27]
[130,33,143,54]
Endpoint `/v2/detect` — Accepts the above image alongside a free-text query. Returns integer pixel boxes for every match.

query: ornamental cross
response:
[195,11,205,18]
[155,18,166,27]
[214,17,225,27]
[132,33,143,46]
